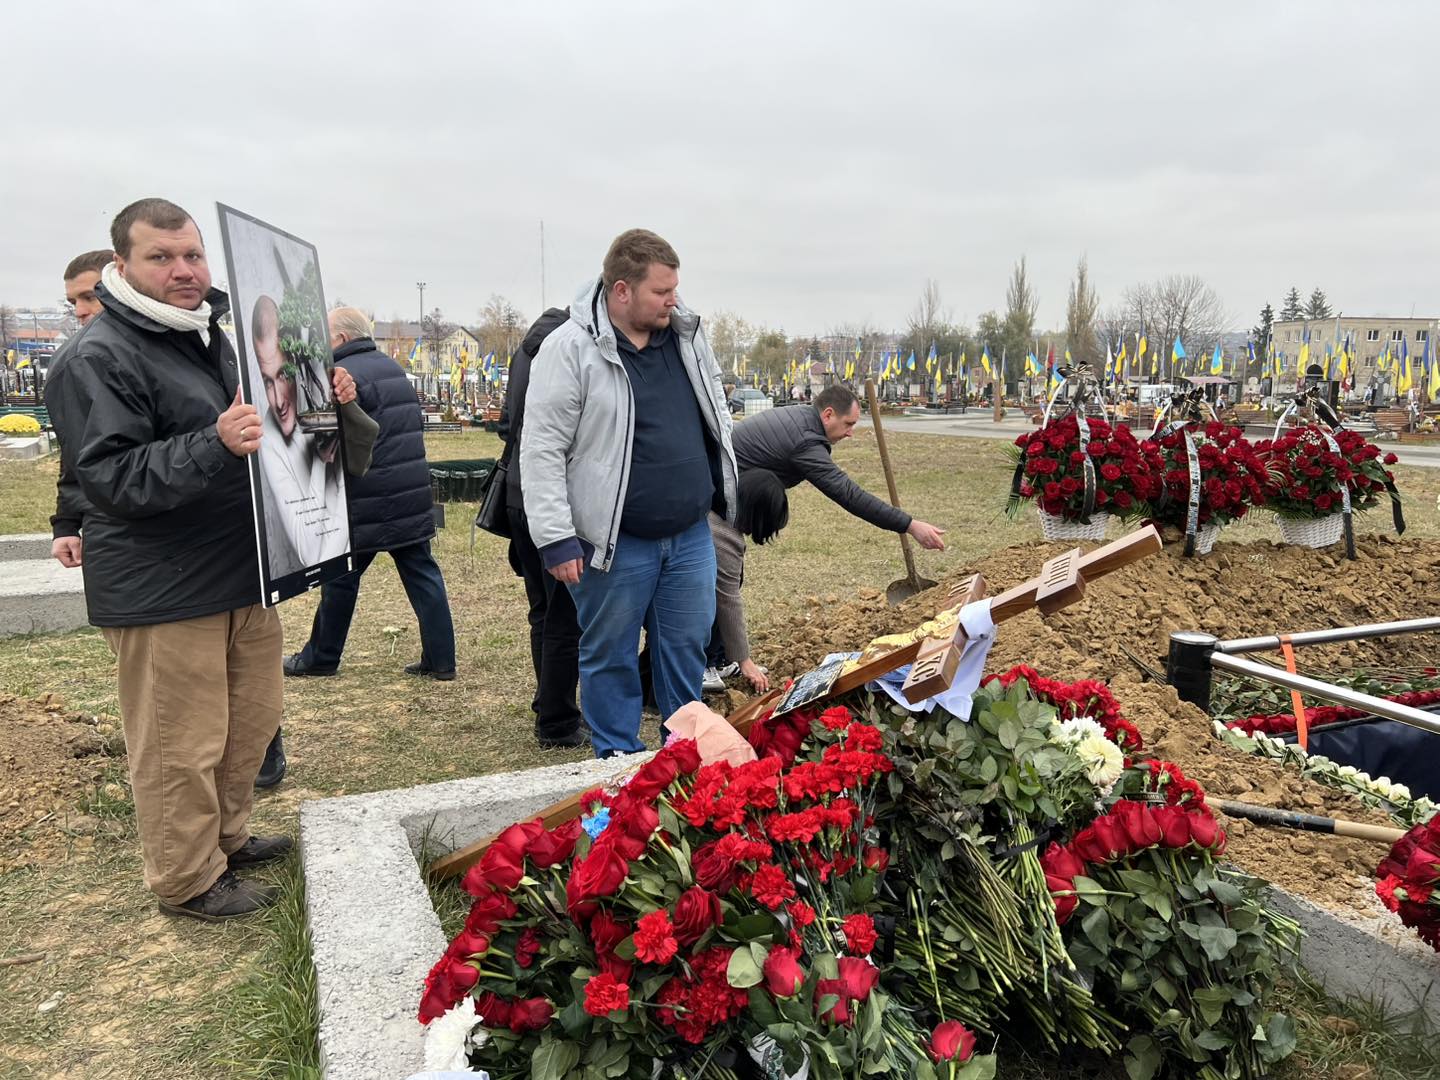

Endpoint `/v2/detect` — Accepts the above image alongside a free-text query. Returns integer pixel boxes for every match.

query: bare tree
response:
[1120,275,1229,377]
[421,308,457,371]
[906,279,951,354]
[707,310,756,373]
[476,294,527,359]
[1004,257,1039,346]
[1065,256,1102,373]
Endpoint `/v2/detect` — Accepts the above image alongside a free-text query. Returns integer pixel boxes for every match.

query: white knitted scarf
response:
[101,261,213,333]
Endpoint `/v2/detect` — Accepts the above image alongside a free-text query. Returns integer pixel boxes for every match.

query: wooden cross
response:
[428,524,1163,881]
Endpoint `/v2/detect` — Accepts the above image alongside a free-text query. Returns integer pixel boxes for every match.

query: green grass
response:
[1,428,1437,1078]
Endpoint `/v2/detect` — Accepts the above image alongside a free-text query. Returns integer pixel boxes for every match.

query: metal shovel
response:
[864,379,937,605]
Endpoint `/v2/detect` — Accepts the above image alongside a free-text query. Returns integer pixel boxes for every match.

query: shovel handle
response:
[864,379,920,582]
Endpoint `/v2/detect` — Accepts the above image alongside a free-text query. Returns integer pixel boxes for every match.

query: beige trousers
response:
[102,604,283,905]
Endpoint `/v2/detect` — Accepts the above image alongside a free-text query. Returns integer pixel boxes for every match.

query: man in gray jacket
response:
[520,229,737,758]
[731,384,947,548]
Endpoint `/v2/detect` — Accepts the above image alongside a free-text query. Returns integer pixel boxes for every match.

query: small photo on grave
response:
[217,203,353,605]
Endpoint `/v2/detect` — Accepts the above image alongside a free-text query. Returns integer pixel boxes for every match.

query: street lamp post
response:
[416,281,426,380]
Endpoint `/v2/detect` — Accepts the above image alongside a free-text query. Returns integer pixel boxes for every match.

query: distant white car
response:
[729,387,773,417]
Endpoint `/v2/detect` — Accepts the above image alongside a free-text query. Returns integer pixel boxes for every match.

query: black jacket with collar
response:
[498,306,570,511]
[331,337,434,553]
[50,282,260,627]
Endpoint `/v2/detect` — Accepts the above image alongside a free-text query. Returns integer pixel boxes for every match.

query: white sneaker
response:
[702,667,726,692]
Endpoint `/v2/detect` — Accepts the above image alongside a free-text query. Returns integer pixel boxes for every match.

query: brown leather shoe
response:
[158,871,278,922]
[227,835,294,870]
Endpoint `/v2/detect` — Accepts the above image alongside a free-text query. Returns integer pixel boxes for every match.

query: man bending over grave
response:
[53,197,357,922]
[730,384,947,550]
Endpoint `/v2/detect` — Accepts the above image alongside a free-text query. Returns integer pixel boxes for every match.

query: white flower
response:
[423,1001,490,1074]
[1054,717,1124,793]
[1390,783,1412,802]
[1338,765,1360,779]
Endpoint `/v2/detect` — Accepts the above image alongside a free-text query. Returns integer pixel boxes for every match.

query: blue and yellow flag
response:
[1210,345,1223,375]
[906,350,916,371]
[981,346,993,377]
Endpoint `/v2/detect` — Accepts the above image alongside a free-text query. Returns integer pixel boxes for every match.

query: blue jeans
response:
[298,540,456,672]
[568,519,716,757]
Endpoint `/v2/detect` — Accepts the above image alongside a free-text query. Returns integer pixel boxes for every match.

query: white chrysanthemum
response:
[1338,765,1360,779]
[1389,783,1413,802]
[1054,717,1124,793]
[423,1001,490,1074]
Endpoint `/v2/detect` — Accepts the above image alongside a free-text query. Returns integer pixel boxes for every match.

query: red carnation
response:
[634,908,679,964]
[787,899,817,927]
[842,913,879,956]
[819,706,853,731]
[750,863,797,909]
[583,973,631,1017]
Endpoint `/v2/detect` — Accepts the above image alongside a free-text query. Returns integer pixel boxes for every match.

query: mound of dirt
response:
[0,692,118,871]
[751,535,1440,918]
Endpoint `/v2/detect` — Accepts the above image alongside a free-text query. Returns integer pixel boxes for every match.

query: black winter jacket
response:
[49,284,260,627]
[45,329,97,539]
[730,404,911,533]
[498,307,569,511]
[332,338,434,553]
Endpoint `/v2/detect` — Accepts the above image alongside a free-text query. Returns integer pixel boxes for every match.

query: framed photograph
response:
[217,203,353,605]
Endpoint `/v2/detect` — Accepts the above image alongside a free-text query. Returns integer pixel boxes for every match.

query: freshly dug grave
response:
[750,535,1440,919]
[0,692,119,871]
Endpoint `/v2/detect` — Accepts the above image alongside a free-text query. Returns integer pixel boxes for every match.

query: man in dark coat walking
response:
[498,307,585,748]
[284,308,456,680]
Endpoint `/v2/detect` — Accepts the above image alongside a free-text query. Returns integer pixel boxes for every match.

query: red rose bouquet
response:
[1375,816,1440,952]
[1256,425,1398,520]
[1146,421,1269,532]
[1008,415,1164,524]
[420,716,984,1080]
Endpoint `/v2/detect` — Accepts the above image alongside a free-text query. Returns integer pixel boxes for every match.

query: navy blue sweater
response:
[615,326,714,539]
[333,338,435,553]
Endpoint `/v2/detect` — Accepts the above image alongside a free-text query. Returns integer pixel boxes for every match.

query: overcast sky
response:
[4,1,1438,336]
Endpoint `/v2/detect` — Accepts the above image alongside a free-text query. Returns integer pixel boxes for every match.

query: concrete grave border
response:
[300,754,644,1080]
[301,762,1440,1080]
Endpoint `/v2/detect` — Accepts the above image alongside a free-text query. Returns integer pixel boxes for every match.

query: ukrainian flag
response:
[1210,345,1223,375]
[981,346,993,377]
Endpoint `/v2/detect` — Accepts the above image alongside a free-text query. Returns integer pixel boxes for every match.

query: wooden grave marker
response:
[428,524,1163,881]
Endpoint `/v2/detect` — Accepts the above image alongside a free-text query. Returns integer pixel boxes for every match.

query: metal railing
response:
[1167,619,1440,736]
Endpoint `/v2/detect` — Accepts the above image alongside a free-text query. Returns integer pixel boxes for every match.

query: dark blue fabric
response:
[333,339,434,554]
[298,539,455,671]
[1281,716,1440,800]
[614,326,713,539]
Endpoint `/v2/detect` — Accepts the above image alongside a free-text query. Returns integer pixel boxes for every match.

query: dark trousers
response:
[507,507,582,739]
[299,540,456,672]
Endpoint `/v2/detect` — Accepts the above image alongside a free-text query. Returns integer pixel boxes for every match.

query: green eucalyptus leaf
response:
[726,946,763,988]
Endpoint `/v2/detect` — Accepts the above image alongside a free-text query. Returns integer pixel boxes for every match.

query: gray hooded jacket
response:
[519,277,737,572]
